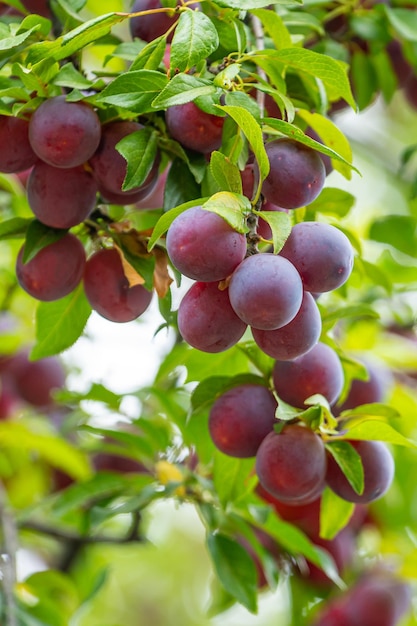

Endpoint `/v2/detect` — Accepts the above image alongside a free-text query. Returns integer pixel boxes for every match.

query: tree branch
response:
[0,483,18,626]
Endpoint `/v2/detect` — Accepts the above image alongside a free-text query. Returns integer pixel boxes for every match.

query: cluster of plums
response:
[209,346,395,509]
[167,156,353,359]
[0,98,157,323]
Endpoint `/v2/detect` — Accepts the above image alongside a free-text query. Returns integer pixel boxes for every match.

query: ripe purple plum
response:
[90,121,160,200]
[129,0,200,43]
[345,573,411,626]
[135,167,168,209]
[280,222,354,293]
[336,359,393,413]
[272,342,344,408]
[166,206,247,282]
[0,116,38,173]
[27,162,98,229]
[208,384,277,457]
[305,127,333,175]
[229,253,303,330]
[252,291,321,360]
[326,440,394,504]
[256,424,327,504]
[28,96,101,168]
[165,102,224,154]
[261,139,326,209]
[177,281,247,352]
[83,248,153,323]
[313,572,411,626]
[16,234,86,302]
[12,353,65,408]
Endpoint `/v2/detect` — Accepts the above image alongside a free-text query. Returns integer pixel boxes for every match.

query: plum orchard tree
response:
[0,0,417,624]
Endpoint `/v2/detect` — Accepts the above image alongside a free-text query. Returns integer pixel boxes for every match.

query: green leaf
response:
[129,36,167,71]
[209,152,243,194]
[22,220,67,264]
[170,10,219,73]
[319,486,355,540]
[0,422,91,480]
[351,49,378,111]
[322,305,379,333]
[31,283,91,359]
[337,418,417,448]
[369,215,417,258]
[252,509,344,586]
[296,110,354,180]
[202,191,250,233]
[151,73,217,109]
[325,440,364,495]
[307,187,356,217]
[116,128,158,192]
[51,472,131,515]
[385,7,417,41]
[207,533,258,613]
[251,9,292,50]
[272,47,356,109]
[254,209,291,253]
[147,197,208,250]
[216,105,270,182]
[55,382,123,411]
[95,69,168,113]
[24,571,79,625]
[0,25,41,62]
[52,62,93,89]
[213,452,256,508]
[0,217,32,240]
[27,13,127,64]
[163,157,202,210]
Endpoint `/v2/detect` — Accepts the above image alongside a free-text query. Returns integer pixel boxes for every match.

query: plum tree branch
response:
[0,483,18,626]
[250,14,266,118]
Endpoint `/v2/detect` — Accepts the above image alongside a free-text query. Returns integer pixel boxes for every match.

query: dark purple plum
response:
[165,101,224,154]
[229,253,303,330]
[27,163,98,228]
[29,96,101,168]
[12,353,66,408]
[272,342,344,408]
[280,222,354,293]
[326,440,394,504]
[252,291,321,360]
[208,384,277,457]
[166,206,247,282]
[256,424,327,504]
[336,359,393,414]
[261,139,326,209]
[16,234,86,302]
[83,248,153,323]
[177,281,247,353]
[0,116,38,173]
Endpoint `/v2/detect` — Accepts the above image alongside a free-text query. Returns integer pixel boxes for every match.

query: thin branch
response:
[20,518,145,545]
[250,15,267,118]
[0,483,18,626]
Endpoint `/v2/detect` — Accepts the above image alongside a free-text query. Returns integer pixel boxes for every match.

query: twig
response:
[250,15,267,118]
[0,483,18,626]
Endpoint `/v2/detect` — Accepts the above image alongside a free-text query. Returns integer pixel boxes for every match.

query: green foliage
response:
[0,0,417,624]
